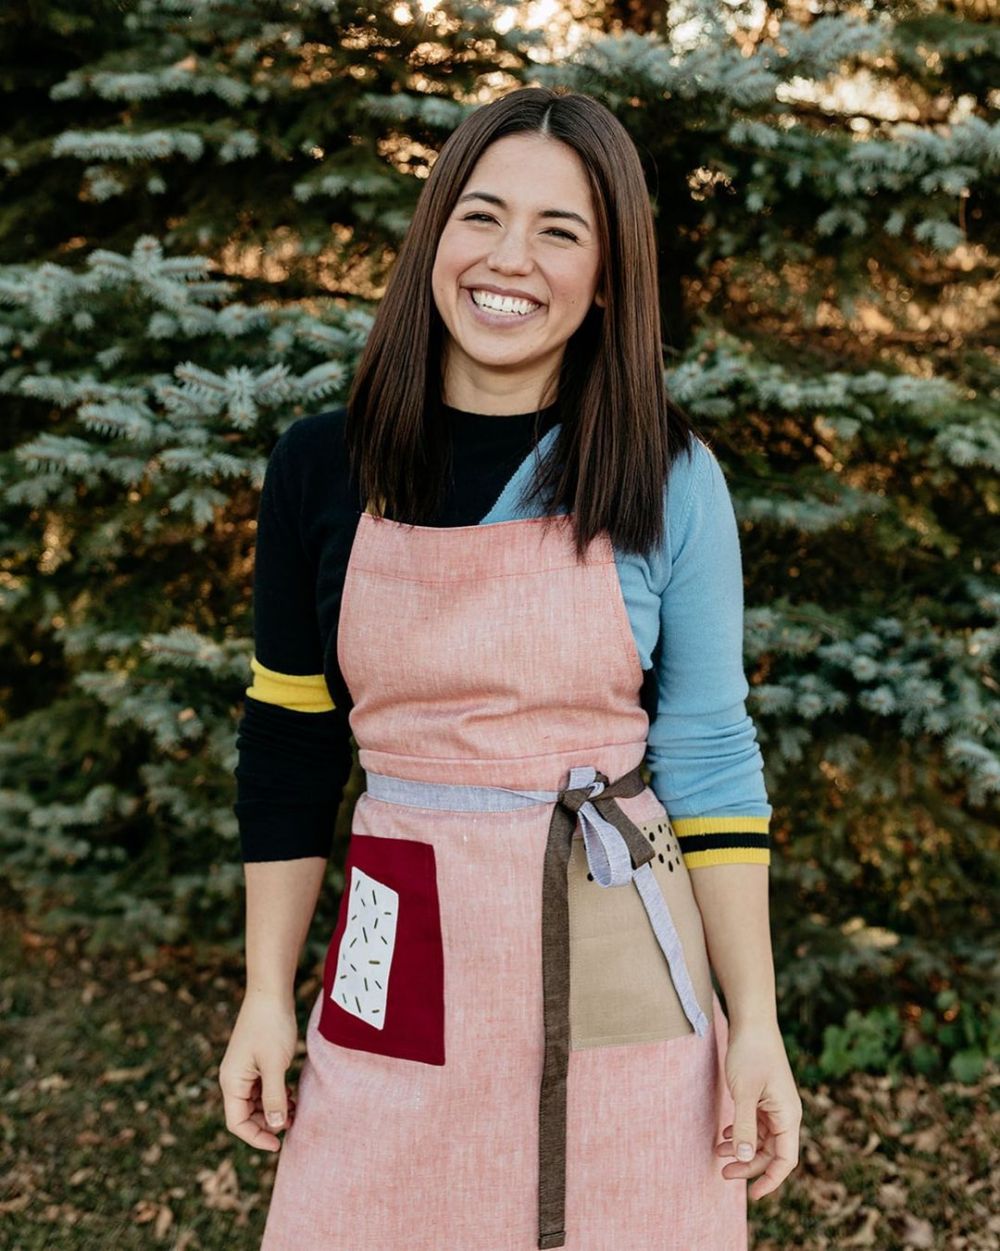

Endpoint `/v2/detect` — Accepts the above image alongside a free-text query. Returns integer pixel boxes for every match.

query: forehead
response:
[464,134,591,194]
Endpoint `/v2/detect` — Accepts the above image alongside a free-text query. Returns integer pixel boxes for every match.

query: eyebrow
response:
[455,191,591,231]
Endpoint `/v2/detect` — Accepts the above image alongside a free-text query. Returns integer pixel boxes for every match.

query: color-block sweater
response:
[233,402,773,869]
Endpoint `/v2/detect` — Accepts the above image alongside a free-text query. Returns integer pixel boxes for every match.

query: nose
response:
[487,229,533,273]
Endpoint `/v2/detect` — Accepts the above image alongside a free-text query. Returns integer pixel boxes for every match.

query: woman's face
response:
[431,132,605,410]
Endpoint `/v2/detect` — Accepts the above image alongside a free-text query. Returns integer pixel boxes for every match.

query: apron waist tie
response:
[364,763,711,1251]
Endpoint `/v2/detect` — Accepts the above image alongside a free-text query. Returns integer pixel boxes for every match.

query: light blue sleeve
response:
[645,437,773,870]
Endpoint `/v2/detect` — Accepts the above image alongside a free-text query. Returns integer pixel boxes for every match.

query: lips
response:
[464,284,545,307]
[463,287,545,327]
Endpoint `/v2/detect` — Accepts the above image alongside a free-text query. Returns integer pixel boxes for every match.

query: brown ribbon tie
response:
[537,763,710,1251]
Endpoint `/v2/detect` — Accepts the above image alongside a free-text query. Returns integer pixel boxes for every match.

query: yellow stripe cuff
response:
[671,816,771,836]
[245,656,335,713]
[683,848,772,869]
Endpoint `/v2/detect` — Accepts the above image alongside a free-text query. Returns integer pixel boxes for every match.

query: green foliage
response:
[0,234,372,957]
[1,0,528,282]
[821,1005,903,1079]
[817,991,998,1084]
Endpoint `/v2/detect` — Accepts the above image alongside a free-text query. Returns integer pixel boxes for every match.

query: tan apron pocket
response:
[567,814,714,1049]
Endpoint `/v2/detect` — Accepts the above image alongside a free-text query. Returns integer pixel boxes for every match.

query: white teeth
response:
[470,289,540,316]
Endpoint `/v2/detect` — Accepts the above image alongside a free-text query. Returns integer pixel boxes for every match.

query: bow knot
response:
[557,765,654,886]
[555,769,608,816]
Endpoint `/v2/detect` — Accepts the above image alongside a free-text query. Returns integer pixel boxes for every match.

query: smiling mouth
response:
[468,286,543,315]
[464,287,545,321]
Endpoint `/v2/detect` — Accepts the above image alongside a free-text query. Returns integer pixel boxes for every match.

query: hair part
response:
[344,84,698,560]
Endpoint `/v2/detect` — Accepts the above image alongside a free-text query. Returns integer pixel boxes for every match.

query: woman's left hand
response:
[716,1018,803,1201]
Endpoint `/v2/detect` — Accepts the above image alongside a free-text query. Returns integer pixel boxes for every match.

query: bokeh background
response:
[0,1,997,1247]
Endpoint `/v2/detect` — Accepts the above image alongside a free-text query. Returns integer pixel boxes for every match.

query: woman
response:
[221,85,801,1250]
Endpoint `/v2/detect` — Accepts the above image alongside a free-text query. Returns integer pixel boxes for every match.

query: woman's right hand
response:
[219,989,300,1152]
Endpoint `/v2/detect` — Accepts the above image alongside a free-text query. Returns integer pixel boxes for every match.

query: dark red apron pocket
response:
[317,833,445,1066]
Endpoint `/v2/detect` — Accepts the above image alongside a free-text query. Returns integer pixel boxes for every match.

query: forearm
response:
[244,857,328,1003]
[688,864,778,1030]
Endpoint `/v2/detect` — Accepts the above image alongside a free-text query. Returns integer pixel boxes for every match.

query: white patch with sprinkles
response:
[331,866,399,1029]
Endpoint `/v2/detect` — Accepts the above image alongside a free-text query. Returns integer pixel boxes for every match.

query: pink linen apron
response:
[259,507,748,1251]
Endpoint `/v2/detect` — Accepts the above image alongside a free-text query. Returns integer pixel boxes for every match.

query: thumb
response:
[261,1063,289,1129]
[733,1099,758,1162]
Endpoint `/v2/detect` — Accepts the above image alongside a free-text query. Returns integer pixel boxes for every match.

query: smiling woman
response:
[430,136,606,370]
[338,85,677,557]
[223,83,800,1251]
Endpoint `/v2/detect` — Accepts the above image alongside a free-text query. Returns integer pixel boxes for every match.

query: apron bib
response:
[260,508,746,1251]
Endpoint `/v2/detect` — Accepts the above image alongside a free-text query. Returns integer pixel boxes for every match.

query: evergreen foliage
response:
[0,0,996,1077]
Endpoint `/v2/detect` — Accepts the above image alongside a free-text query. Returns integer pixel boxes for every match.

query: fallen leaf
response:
[899,1211,934,1247]
[197,1157,240,1212]
[100,1064,152,1084]
[843,1205,880,1245]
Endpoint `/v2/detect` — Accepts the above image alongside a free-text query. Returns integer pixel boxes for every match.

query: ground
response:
[0,908,996,1251]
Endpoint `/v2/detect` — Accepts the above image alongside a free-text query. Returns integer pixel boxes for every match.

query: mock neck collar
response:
[441,400,559,421]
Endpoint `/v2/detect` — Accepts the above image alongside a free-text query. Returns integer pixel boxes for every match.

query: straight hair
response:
[344,84,698,561]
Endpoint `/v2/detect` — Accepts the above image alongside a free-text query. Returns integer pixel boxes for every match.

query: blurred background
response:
[0,1,997,1247]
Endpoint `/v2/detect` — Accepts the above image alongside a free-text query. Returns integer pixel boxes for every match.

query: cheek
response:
[431,243,450,281]
[433,228,479,277]
[550,272,600,312]
[549,252,600,296]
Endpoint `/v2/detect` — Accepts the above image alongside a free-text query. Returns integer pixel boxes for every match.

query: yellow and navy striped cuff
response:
[670,815,771,869]
[245,656,335,713]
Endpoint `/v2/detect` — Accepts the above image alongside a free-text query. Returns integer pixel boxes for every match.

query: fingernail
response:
[266,1111,285,1127]
[737,1142,754,1161]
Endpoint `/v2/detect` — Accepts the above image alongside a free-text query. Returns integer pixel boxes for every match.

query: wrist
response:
[244,982,296,1009]
[727,1005,781,1032]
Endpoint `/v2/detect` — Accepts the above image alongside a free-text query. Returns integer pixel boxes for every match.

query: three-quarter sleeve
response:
[645,437,773,870]
[233,427,353,862]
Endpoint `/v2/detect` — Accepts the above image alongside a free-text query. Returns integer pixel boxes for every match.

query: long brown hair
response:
[344,84,698,560]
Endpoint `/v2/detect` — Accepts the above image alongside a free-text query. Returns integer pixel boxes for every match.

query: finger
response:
[245,1105,296,1137]
[747,1125,799,1200]
[716,1131,737,1158]
[731,1099,760,1164]
[716,1110,766,1155]
[721,1145,774,1181]
[717,1136,768,1160]
[260,1065,291,1131]
[250,1105,297,1126]
[228,1109,285,1152]
[248,1095,297,1121]
[221,1070,287,1152]
[250,1088,297,1107]
[250,1091,297,1124]
[719,1125,773,1169]
[250,1094,297,1116]
[221,1084,283,1151]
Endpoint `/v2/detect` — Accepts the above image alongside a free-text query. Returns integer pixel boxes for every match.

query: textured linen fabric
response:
[258,502,747,1251]
[234,402,772,868]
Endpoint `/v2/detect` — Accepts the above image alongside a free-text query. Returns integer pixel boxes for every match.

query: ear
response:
[594,289,606,309]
